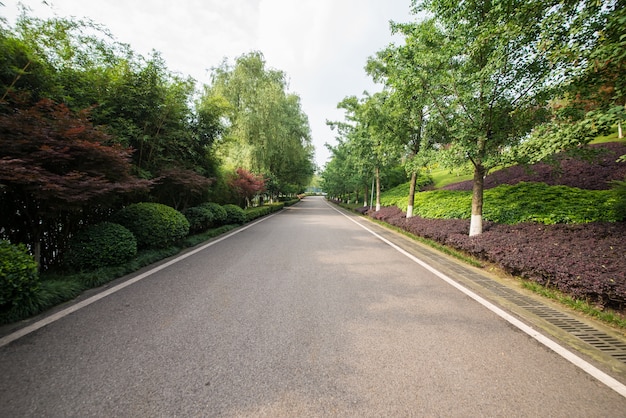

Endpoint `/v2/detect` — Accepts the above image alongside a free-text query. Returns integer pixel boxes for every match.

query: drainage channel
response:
[469,276,626,366]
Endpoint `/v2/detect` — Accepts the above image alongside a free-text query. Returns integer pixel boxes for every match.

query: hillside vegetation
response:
[372,142,626,312]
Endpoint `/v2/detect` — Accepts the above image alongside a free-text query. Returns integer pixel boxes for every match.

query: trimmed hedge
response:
[65,222,137,271]
[114,202,190,249]
[183,206,214,233]
[245,202,285,221]
[222,204,246,225]
[200,202,228,226]
[0,240,39,312]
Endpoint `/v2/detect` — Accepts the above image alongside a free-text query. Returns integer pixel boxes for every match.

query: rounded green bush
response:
[0,240,39,311]
[114,202,190,249]
[200,202,228,226]
[183,206,214,233]
[65,222,137,270]
[222,204,246,225]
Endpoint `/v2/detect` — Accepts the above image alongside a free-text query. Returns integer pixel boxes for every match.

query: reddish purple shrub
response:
[445,143,626,191]
[368,206,404,222]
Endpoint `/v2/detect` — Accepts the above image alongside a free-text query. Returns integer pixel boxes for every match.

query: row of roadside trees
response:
[323,0,625,236]
[0,10,315,269]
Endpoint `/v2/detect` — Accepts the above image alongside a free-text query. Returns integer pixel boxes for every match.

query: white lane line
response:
[0,213,279,349]
[329,203,626,399]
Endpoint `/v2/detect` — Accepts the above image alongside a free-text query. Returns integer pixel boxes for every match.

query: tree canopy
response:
[204,52,315,199]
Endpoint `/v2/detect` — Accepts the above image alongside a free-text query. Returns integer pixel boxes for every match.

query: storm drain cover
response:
[464,273,626,365]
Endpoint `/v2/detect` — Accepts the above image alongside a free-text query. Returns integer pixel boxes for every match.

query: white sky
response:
[1,0,416,168]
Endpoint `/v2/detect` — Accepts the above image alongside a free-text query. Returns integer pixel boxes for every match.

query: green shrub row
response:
[66,222,137,271]
[222,204,247,224]
[245,202,286,221]
[114,203,190,249]
[183,202,228,233]
[381,182,620,224]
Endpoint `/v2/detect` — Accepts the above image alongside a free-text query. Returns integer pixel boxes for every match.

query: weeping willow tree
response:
[202,52,315,196]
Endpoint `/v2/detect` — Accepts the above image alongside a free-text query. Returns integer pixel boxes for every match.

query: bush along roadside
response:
[0,200,295,325]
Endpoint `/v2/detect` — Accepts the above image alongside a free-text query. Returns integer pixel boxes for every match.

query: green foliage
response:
[611,179,626,221]
[245,203,285,221]
[0,240,39,312]
[183,206,215,233]
[222,204,246,225]
[483,183,616,224]
[65,222,137,271]
[382,182,619,224]
[206,52,315,196]
[201,202,228,226]
[114,203,190,249]
[0,277,84,325]
[376,172,435,207]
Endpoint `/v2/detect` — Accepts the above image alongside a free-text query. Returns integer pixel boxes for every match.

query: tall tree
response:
[399,0,560,235]
[205,52,314,196]
[367,38,438,218]
[327,92,402,210]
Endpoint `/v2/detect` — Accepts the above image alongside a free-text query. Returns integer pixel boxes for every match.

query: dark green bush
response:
[114,202,190,249]
[65,222,137,271]
[183,206,214,233]
[222,204,246,225]
[200,202,228,226]
[0,240,39,312]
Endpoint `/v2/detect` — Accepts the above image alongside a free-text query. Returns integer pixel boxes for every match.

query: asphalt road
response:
[1,196,625,417]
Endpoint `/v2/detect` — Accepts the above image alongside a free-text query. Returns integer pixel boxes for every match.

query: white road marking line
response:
[0,213,279,349]
[329,203,626,399]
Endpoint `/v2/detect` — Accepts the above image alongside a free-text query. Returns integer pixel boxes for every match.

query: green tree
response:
[205,52,314,197]
[326,92,403,209]
[399,0,559,235]
[367,42,437,218]
[514,1,624,163]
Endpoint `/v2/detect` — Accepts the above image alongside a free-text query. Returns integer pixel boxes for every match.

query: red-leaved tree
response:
[152,167,215,210]
[228,167,265,208]
[0,98,152,267]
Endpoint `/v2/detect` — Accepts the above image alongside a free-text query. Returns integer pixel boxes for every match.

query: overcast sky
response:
[2,0,416,167]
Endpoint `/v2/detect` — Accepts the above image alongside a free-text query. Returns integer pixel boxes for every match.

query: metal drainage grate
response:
[461,273,626,365]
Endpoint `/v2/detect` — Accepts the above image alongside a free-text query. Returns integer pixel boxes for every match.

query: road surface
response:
[1,196,625,417]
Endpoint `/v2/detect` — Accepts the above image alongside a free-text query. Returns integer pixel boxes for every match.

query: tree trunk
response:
[619,120,623,139]
[407,171,417,218]
[375,166,381,212]
[364,183,368,207]
[469,164,486,236]
[33,240,41,269]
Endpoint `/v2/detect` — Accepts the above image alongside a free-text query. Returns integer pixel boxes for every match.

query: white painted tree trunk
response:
[407,205,414,218]
[469,214,482,236]
[375,166,381,212]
